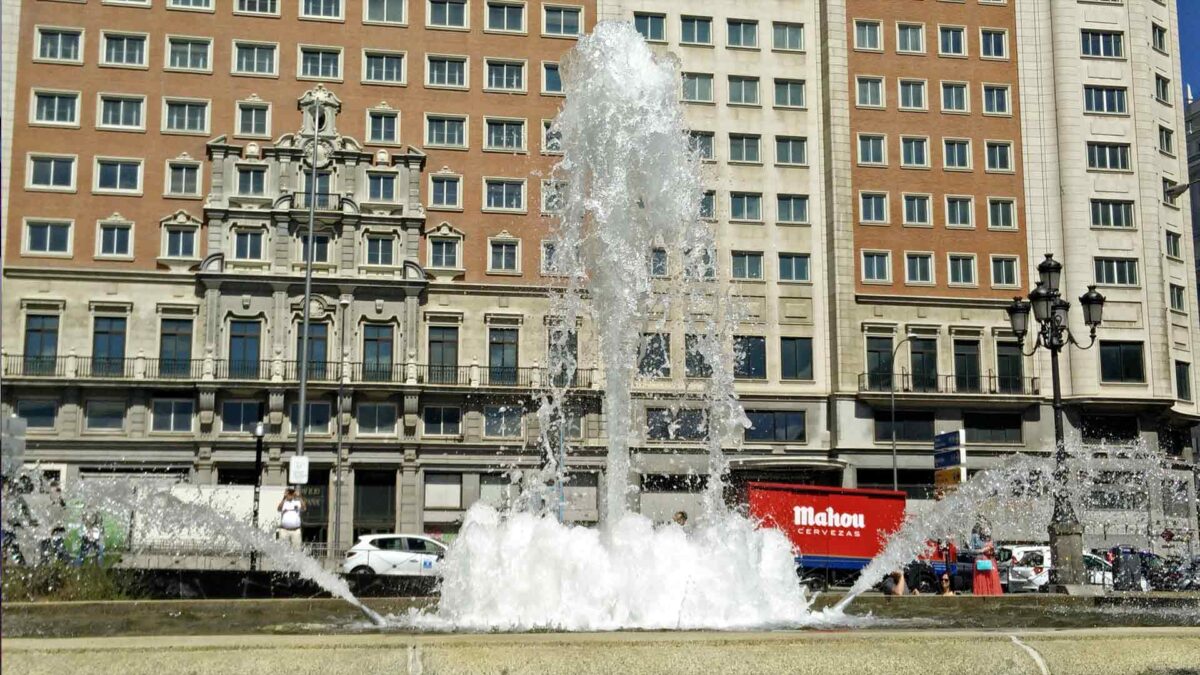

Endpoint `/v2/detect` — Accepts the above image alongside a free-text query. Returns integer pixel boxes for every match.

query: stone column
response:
[399,448,421,532]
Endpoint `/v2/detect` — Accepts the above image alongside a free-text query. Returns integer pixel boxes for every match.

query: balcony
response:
[145,358,205,379]
[479,366,537,388]
[77,357,136,379]
[857,372,1039,397]
[215,359,273,380]
[283,360,341,382]
[422,365,472,386]
[292,192,340,211]
[4,355,69,377]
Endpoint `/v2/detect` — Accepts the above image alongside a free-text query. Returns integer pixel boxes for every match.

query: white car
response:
[999,545,1114,592]
[342,534,447,577]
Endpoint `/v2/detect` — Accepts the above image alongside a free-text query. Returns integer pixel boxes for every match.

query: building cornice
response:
[856,293,1015,310]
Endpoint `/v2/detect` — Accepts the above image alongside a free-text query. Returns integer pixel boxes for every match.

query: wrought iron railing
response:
[77,357,134,378]
[145,358,204,379]
[4,355,68,377]
[858,372,1039,396]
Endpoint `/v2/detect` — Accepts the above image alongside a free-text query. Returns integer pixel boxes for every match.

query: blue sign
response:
[933,430,963,451]
[933,430,965,469]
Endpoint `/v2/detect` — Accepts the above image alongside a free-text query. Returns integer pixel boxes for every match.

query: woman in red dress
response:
[972,542,1003,595]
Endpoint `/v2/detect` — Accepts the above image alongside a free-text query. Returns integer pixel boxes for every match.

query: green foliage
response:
[1,561,139,602]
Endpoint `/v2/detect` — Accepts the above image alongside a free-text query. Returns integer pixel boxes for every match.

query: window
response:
[729,134,761,163]
[983,85,1010,114]
[1177,362,1192,401]
[946,196,972,227]
[95,159,141,193]
[152,400,194,433]
[745,411,806,442]
[424,407,462,436]
[164,225,196,258]
[689,132,714,160]
[897,23,924,53]
[903,195,930,225]
[681,16,712,45]
[777,195,809,224]
[964,413,1021,444]
[367,173,396,201]
[541,180,565,213]
[699,191,715,219]
[489,240,518,271]
[856,77,883,107]
[727,19,758,48]
[901,137,928,167]
[988,199,1015,229]
[985,142,1012,171]
[635,13,664,41]
[427,115,466,146]
[939,26,965,55]
[874,410,934,442]
[167,37,210,71]
[1093,257,1138,286]
[485,179,524,210]
[366,236,394,265]
[167,162,200,196]
[489,1,525,31]
[431,175,461,208]
[238,167,266,196]
[855,20,881,50]
[647,247,667,277]
[980,29,1007,58]
[428,56,467,87]
[365,52,405,84]
[776,136,807,165]
[1090,200,1134,228]
[682,73,714,102]
[542,63,562,94]
[911,342,938,392]
[863,251,890,282]
[646,408,707,442]
[484,405,522,437]
[730,193,762,221]
[543,6,581,36]
[1170,284,1187,312]
[734,336,767,379]
[899,80,925,110]
[234,42,276,75]
[300,47,341,79]
[430,0,467,27]
[486,60,524,91]
[33,91,78,125]
[361,324,393,379]
[1159,126,1174,155]
[731,251,763,280]
[684,334,711,378]
[991,256,1018,286]
[164,100,208,133]
[774,79,805,107]
[17,400,58,429]
[289,402,331,434]
[1084,86,1127,114]
[368,110,398,143]
[996,341,1024,393]
[638,333,670,377]
[728,76,759,105]
[953,340,981,393]
[1152,23,1168,53]
[486,119,525,150]
[222,401,260,432]
[858,135,885,164]
[949,254,975,285]
[860,193,887,222]
[540,241,562,274]
[430,237,459,268]
[302,0,342,19]
[234,230,264,259]
[1164,178,1180,206]
[905,252,932,283]
[773,22,803,51]
[37,28,82,62]
[102,33,147,67]
[1086,142,1131,171]
[99,95,144,130]
[86,401,126,431]
[27,156,75,190]
[941,82,967,112]
[366,0,405,23]
[237,0,278,14]
[1166,231,1183,258]
[92,316,127,375]
[780,337,813,380]
[358,403,397,435]
[1081,30,1123,58]
[1099,341,1144,383]
[238,103,269,136]
[24,221,71,254]
[778,253,809,282]
[425,473,464,510]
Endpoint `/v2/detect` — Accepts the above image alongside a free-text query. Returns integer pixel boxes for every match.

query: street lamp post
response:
[1005,253,1106,589]
[250,421,266,572]
[888,334,916,493]
[332,295,350,561]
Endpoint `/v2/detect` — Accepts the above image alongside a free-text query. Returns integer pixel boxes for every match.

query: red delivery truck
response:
[748,482,907,590]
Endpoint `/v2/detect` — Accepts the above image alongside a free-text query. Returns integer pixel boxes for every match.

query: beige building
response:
[2,0,1196,552]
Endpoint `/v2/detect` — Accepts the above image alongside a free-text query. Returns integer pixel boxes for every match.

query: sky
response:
[1182,0,1200,102]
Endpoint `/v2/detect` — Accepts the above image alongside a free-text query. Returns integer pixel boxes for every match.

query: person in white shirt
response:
[276,487,305,548]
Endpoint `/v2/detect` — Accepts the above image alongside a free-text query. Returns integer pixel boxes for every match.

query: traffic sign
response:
[934,447,965,470]
[935,467,966,488]
[288,456,310,485]
[933,430,963,450]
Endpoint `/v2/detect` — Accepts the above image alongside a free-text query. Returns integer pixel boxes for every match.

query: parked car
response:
[998,545,1114,592]
[342,534,447,577]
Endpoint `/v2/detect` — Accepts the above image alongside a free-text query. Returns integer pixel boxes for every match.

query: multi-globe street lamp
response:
[1005,253,1106,588]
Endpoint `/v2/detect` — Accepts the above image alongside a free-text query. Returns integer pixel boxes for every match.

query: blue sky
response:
[1182,0,1199,100]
